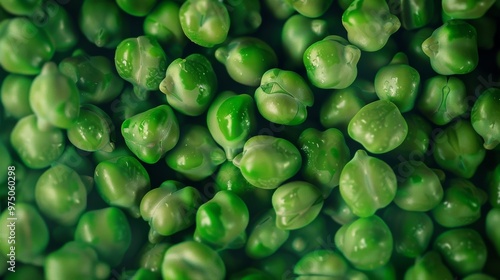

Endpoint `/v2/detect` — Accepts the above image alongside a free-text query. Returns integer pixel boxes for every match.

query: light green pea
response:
[339,150,397,217]
[1,74,33,119]
[122,105,180,164]
[442,0,496,19]
[245,209,289,259]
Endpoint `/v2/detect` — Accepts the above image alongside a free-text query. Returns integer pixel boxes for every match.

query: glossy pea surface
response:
[471,88,500,150]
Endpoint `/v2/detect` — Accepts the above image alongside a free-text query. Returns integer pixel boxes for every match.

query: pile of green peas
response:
[0,0,500,279]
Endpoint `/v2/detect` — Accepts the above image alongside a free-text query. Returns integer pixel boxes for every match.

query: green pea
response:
[127,268,161,280]
[348,100,408,154]
[59,50,124,104]
[393,161,443,212]
[140,181,202,242]
[67,104,115,153]
[281,15,328,69]
[226,0,262,36]
[286,0,332,17]
[442,0,496,19]
[116,0,157,17]
[194,190,249,249]
[122,105,180,164]
[233,135,302,190]
[159,53,217,116]
[52,145,94,176]
[432,178,487,228]
[35,164,87,226]
[335,215,393,270]
[0,17,54,75]
[165,125,226,181]
[294,250,362,279]
[463,273,498,280]
[111,86,157,122]
[137,242,170,273]
[382,206,433,258]
[10,115,65,169]
[322,187,357,225]
[229,268,275,280]
[0,0,41,15]
[0,203,49,265]
[94,155,151,218]
[29,62,80,130]
[388,113,431,160]
[282,214,328,256]
[79,0,129,48]
[374,52,420,113]
[339,150,397,217]
[319,86,366,130]
[356,38,398,80]
[303,35,361,89]
[403,251,454,280]
[255,68,314,125]
[179,0,230,47]
[403,27,434,74]
[422,19,478,75]
[162,241,226,280]
[215,37,278,86]
[207,91,256,160]
[245,209,289,259]
[417,75,468,126]
[486,208,500,256]
[254,252,297,279]
[39,4,78,52]
[342,0,401,52]
[433,120,485,178]
[4,264,43,280]
[74,207,132,267]
[399,0,435,30]
[263,0,295,19]
[298,128,350,198]
[487,164,500,207]
[434,228,487,276]
[214,161,254,195]
[44,241,110,280]
[471,88,500,149]
[115,35,168,99]
[1,74,33,119]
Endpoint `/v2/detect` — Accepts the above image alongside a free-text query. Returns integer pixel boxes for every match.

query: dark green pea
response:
[59,50,124,104]
[403,251,453,280]
[122,105,180,164]
[471,88,500,149]
[138,242,170,273]
[403,28,434,74]
[194,190,249,249]
[0,203,49,265]
[111,86,157,122]
[74,207,132,267]
[393,161,443,212]
[229,268,274,280]
[255,68,314,125]
[245,209,289,259]
[486,208,500,256]
[434,228,487,276]
[298,128,350,198]
[214,161,254,195]
[487,164,500,207]
[115,35,168,99]
[342,0,401,52]
[319,86,366,130]
[0,0,41,15]
[94,155,151,218]
[348,100,408,154]
[282,214,328,256]
[273,181,323,231]
[52,145,94,176]
[92,143,133,164]
[254,252,297,279]
[469,16,497,50]
[285,0,333,18]
[215,37,278,86]
[0,142,12,184]
[399,0,434,30]
[162,241,226,280]
[339,150,397,217]
[294,250,361,279]
[356,38,398,80]
[165,125,226,181]
[1,74,33,119]
[322,187,357,225]
[226,0,262,36]
[432,178,487,228]
[374,52,420,113]
[79,0,129,48]
[335,215,393,270]
[417,75,468,126]
[38,4,78,52]
[44,241,110,280]
[29,62,80,129]
[127,268,161,280]
[207,91,256,160]
[4,264,43,280]
[382,206,433,258]
[179,0,230,48]
[160,53,217,116]
[422,19,478,75]
[281,15,329,69]
[303,35,361,89]
[67,104,115,152]
[233,135,302,190]
[117,0,157,17]
[35,164,87,226]
[433,120,485,178]
[263,0,295,19]
[0,17,54,75]
[10,115,65,169]
[463,273,498,280]
[442,0,496,19]
[363,264,396,280]
[140,181,202,242]
[388,113,431,160]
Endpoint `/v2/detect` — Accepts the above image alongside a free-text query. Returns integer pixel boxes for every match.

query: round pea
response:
[471,88,500,150]
[116,0,157,17]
